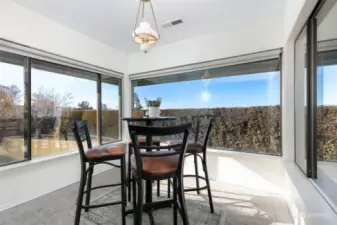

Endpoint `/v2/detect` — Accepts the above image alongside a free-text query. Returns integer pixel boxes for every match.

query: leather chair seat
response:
[131,151,179,176]
[85,144,126,159]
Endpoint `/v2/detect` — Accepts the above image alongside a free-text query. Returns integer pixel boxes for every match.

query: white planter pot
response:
[148,107,160,118]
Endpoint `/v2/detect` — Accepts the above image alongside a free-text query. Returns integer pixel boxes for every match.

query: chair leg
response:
[167,178,171,198]
[120,156,126,225]
[132,173,137,217]
[194,154,200,195]
[203,158,214,213]
[173,177,178,225]
[177,173,189,225]
[128,145,132,202]
[74,165,87,225]
[168,147,171,198]
[134,177,144,225]
[85,163,94,212]
[156,146,161,197]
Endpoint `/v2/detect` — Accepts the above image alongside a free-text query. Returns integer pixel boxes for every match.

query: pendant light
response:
[132,0,160,53]
[202,70,212,80]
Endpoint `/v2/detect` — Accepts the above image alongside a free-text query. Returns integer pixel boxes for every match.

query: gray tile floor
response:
[0,169,293,225]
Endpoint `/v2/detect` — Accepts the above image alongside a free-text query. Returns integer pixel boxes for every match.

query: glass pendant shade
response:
[132,0,160,53]
[132,21,159,44]
[140,43,153,53]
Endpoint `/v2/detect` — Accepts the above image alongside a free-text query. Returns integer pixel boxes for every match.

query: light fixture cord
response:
[150,1,160,38]
[142,0,145,21]
[133,0,142,35]
[133,0,160,43]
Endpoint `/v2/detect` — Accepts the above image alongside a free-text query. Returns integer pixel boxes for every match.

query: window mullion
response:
[24,57,32,160]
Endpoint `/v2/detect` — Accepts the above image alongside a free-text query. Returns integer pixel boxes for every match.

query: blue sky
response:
[2,61,337,110]
[135,71,281,109]
[0,62,119,110]
[318,65,337,106]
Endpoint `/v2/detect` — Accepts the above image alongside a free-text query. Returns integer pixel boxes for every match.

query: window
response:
[30,60,98,158]
[314,0,337,210]
[101,75,122,144]
[132,58,281,155]
[296,0,337,211]
[0,48,122,166]
[0,51,27,166]
[295,26,308,174]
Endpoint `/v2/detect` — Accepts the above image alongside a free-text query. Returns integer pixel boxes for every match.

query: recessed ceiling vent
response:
[162,18,183,28]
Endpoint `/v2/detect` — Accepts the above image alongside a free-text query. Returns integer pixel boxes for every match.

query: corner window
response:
[132,58,281,155]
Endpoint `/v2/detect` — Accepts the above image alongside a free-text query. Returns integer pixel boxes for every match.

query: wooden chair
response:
[72,120,127,225]
[167,116,214,213]
[129,123,192,225]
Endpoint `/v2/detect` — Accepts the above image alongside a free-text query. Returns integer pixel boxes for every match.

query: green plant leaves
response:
[145,97,162,107]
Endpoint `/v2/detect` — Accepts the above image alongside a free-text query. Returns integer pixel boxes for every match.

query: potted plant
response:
[145,97,162,118]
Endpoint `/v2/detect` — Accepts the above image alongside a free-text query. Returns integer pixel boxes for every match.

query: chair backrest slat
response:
[192,115,213,151]
[128,123,192,177]
[128,124,191,137]
[72,120,92,160]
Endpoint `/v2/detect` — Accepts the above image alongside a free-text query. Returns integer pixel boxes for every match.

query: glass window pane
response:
[294,26,308,174]
[0,51,27,166]
[101,75,121,144]
[31,60,98,158]
[314,0,337,210]
[132,59,281,155]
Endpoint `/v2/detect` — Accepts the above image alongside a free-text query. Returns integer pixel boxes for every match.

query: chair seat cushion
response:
[128,137,161,145]
[166,140,204,153]
[85,144,126,159]
[131,151,179,176]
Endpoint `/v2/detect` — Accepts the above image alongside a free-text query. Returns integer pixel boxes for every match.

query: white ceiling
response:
[13,0,286,53]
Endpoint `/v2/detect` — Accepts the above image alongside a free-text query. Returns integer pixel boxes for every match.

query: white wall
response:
[200,151,286,194]
[122,73,132,141]
[282,0,307,161]
[127,18,284,74]
[0,0,127,73]
[284,0,308,41]
[0,153,114,212]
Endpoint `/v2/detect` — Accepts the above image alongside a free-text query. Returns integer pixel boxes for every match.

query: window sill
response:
[207,148,282,159]
[0,140,126,173]
[310,179,337,214]
[0,143,279,173]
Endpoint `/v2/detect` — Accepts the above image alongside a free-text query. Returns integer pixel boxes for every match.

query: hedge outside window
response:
[132,58,281,155]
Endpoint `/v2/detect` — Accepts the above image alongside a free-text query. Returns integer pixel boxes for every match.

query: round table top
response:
[122,116,176,122]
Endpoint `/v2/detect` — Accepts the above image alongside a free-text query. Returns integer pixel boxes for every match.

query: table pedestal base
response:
[125,199,173,225]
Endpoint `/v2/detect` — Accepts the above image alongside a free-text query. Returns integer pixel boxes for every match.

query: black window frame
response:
[0,50,122,167]
[295,0,337,178]
[130,55,283,156]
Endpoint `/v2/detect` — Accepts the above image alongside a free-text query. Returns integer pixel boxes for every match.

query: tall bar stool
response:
[126,119,162,201]
[72,121,127,225]
[127,137,162,201]
[167,116,214,213]
[129,123,192,225]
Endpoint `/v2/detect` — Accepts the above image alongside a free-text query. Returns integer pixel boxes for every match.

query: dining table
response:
[122,116,177,223]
